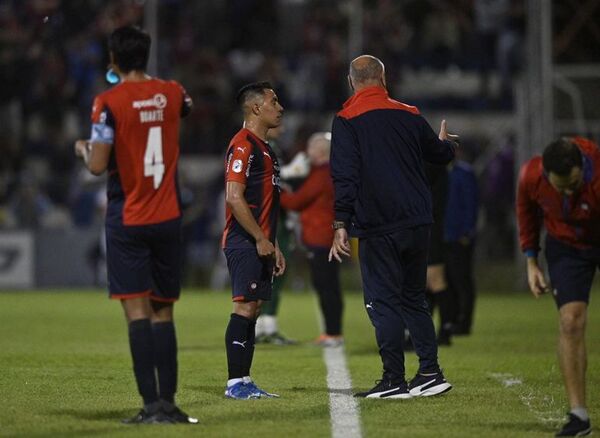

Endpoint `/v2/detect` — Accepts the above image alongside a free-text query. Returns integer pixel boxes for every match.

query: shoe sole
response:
[224,393,260,400]
[409,382,452,397]
[366,393,412,399]
[363,387,413,399]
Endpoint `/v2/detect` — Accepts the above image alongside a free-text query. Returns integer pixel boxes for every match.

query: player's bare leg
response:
[121,296,153,322]
[151,301,174,322]
[558,301,587,411]
[233,300,260,319]
[426,264,453,345]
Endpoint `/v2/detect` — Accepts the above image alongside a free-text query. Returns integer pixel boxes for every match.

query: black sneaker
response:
[354,379,412,399]
[556,413,591,436]
[408,371,452,397]
[122,409,171,424]
[162,405,199,424]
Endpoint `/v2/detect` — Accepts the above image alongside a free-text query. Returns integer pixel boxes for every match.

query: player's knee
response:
[151,301,174,322]
[559,309,586,336]
[233,301,258,319]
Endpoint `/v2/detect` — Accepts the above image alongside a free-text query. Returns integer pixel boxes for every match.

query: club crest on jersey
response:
[232,159,243,173]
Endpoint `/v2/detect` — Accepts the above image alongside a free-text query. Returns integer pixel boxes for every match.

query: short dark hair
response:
[542,138,582,176]
[108,26,151,73]
[236,81,273,107]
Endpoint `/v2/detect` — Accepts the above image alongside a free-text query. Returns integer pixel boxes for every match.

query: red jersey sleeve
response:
[91,96,104,123]
[516,158,543,254]
[280,170,322,211]
[225,142,253,185]
[571,136,599,152]
[89,95,115,144]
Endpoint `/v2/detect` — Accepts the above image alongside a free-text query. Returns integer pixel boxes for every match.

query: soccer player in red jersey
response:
[73,26,197,424]
[517,137,600,436]
[222,82,286,399]
[280,132,344,346]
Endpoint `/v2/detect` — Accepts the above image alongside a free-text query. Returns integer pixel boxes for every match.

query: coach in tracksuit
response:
[329,55,456,399]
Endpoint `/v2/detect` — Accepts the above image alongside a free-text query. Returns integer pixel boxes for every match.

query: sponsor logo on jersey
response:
[246,154,254,177]
[132,93,168,109]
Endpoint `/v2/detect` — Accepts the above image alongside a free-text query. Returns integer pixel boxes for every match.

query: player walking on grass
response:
[222,82,286,399]
[329,55,456,399]
[517,137,600,436]
[74,26,197,424]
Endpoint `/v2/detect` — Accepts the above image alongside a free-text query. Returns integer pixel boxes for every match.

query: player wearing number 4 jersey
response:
[74,26,197,425]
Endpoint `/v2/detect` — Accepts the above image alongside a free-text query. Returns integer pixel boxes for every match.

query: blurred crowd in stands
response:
[0,0,527,266]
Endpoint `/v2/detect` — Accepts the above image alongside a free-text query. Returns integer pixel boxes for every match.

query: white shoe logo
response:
[415,379,436,391]
[232,341,247,348]
[366,303,373,310]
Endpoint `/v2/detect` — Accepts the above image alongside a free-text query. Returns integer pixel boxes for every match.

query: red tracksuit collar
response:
[342,86,388,109]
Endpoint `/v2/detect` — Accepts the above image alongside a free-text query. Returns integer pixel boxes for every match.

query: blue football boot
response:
[245,381,280,398]
[224,381,260,400]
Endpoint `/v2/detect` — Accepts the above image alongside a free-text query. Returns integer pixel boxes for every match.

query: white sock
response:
[242,376,252,384]
[261,315,278,336]
[227,378,243,388]
[571,407,589,421]
[255,316,266,336]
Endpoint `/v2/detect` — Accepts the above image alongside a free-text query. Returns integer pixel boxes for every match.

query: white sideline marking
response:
[488,372,564,425]
[323,345,363,438]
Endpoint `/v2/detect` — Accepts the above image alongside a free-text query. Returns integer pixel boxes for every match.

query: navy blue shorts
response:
[224,248,273,302]
[545,235,600,308]
[105,217,182,302]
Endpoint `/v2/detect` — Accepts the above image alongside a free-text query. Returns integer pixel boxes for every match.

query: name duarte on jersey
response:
[132,93,168,124]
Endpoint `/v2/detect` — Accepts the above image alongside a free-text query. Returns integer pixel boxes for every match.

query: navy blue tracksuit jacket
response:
[331,86,455,237]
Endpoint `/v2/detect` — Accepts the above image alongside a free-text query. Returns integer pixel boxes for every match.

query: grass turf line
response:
[0,288,598,437]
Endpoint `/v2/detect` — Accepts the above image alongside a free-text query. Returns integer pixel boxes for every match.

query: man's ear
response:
[252,103,261,116]
[347,75,354,92]
[380,73,387,89]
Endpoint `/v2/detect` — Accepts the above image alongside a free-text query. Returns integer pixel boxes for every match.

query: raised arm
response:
[421,118,457,165]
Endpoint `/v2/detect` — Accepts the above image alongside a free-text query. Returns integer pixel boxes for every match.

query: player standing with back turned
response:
[74,26,197,424]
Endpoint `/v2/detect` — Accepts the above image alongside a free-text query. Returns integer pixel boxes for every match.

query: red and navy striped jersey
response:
[222,128,281,249]
[517,137,600,252]
[90,78,192,226]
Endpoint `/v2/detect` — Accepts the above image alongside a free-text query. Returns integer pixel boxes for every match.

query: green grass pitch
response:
[0,287,598,437]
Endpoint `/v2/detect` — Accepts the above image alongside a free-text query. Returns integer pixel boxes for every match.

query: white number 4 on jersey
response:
[144,126,165,189]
